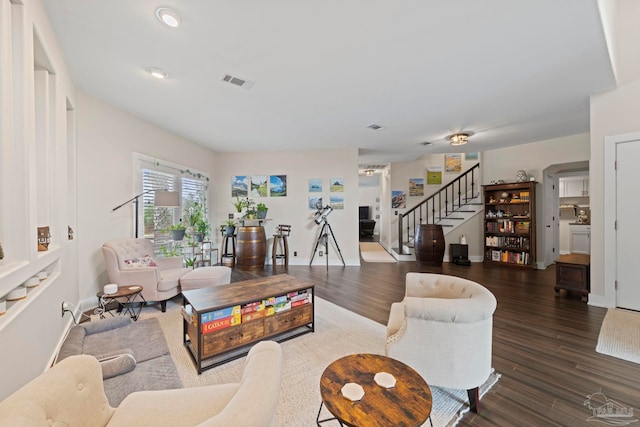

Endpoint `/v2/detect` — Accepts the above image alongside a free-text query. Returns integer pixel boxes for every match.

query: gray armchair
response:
[102,238,191,312]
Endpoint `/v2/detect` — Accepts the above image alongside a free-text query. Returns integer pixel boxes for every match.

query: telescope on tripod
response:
[310,203,345,270]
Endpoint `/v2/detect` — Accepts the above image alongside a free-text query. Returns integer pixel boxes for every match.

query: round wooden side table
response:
[96,285,145,321]
[318,353,432,426]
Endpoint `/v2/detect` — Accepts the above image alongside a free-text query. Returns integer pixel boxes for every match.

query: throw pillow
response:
[97,352,137,379]
[123,255,157,268]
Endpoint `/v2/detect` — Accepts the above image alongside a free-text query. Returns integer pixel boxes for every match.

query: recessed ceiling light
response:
[155,7,181,28]
[146,67,168,79]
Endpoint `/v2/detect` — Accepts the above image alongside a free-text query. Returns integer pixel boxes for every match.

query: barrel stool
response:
[272,224,291,268]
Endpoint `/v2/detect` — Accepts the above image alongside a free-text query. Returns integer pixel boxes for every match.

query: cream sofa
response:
[385,273,497,413]
[0,340,283,427]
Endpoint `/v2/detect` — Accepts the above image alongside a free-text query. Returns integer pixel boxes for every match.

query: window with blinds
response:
[141,168,209,255]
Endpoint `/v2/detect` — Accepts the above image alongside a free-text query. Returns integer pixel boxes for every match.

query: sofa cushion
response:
[158,267,191,291]
[180,266,232,291]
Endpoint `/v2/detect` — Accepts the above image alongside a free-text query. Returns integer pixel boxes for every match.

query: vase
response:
[257,209,268,219]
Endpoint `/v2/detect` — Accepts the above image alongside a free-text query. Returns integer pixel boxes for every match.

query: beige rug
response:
[596,308,640,364]
[359,242,397,263]
[137,297,499,426]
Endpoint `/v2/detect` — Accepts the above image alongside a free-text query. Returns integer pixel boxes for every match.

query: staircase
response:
[393,163,482,261]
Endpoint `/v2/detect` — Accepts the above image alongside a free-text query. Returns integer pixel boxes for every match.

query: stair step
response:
[443,217,465,221]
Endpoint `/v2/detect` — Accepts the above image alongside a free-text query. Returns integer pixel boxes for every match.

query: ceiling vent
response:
[367,124,384,131]
[221,74,255,89]
[359,164,387,170]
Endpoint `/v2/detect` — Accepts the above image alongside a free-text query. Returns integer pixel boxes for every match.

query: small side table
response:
[96,285,145,321]
[318,354,432,426]
[555,254,590,301]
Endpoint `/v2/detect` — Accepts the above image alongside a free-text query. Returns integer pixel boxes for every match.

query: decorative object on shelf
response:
[25,277,40,288]
[221,219,236,237]
[374,372,396,388]
[490,179,505,184]
[341,383,365,401]
[516,170,528,182]
[168,222,186,241]
[256,202,268,219]
[37,271,48,281]
[6,285,27,301]
[37,226,51,251]
[0,241,3,260]
[68,226,74,240]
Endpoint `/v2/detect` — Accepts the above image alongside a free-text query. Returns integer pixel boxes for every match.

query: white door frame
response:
[542,172,559,268]
[603,131,640,308]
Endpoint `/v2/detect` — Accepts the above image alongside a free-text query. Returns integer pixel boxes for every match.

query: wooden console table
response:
[555,254,590,301]
[182,274,314,373]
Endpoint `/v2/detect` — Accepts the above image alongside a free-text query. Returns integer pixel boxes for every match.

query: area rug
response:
[596,308,640,364]
[359,242,397,263]
[137,297,499,427]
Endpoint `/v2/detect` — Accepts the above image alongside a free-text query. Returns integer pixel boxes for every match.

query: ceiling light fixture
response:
[155,7,181,27]
[365,169,375,176]
[146,67,168,79]
[449,133,470,146]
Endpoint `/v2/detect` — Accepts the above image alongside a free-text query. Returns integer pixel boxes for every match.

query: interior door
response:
[616,140,640,310]
[543,173,559,267]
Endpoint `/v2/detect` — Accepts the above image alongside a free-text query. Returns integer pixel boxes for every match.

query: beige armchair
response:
[385,273,497,413]
[0,341,284,427]
[102,238,191,312]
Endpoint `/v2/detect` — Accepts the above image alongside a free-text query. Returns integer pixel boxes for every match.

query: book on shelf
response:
[274,301,292,313]
[201,314,241,334]
[291,297,311,308]
[201,305,241,323]
[264,295,288,306]
[181,305,195,325]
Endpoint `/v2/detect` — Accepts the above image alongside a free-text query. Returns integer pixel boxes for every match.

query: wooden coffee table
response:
[318,353,432,427]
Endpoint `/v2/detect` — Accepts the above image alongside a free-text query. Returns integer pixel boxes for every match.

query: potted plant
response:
[256,202,268,219]
[169,222,186,241]
[194,217,210,242]
[232,197,244,219]
[241,198,257,219]
[221,219,236,237]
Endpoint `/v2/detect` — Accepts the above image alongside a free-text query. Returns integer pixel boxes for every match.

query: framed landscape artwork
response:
[409,178,424,196]
[250,175,267,197]
[426,167,442,185]
[330,178,344,192]
[270,175,287,197]
[445,154,462,172]
[330,195,344,210]
[231,175,248,197]
[309,196,322,210]
[308,178,322,192]
[392,190,406,208]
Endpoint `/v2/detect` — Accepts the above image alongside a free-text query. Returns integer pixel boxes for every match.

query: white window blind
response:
[140,166,209,255]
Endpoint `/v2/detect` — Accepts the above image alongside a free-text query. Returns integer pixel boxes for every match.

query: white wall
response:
[212,149,360,266]
[589,0,640,307]
[76,93,218,305]
[0,0,78,400]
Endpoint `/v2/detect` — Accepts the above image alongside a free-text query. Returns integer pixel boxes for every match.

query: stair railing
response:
[397,163,480,255]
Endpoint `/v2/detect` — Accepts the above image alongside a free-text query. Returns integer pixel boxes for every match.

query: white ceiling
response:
[41,0,616,166]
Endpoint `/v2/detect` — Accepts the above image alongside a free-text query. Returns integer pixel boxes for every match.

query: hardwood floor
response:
[230,260,640,426]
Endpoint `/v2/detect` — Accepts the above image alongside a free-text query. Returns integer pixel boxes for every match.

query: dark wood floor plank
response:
[228,258,640,426]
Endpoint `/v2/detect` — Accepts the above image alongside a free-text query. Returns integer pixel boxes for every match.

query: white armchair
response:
[102,238,191,312]
[385,273,497,413]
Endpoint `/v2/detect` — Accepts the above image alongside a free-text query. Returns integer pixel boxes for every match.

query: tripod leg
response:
[310,223,326,265]
[326,223,346,266]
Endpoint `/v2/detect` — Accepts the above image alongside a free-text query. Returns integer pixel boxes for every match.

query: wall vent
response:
[221,74,255,89]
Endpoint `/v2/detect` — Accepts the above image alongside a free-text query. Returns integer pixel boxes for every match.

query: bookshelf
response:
[483,181,537,268]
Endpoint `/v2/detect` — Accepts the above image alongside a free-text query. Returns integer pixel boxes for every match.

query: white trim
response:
[603,131,640,309]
